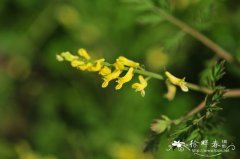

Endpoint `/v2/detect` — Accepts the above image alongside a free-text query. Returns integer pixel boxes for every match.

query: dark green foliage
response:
[205,87,225,114]
[171,88,225,143]
[0,0,240,159]
[143,132,161,152]
[203,60,226,89]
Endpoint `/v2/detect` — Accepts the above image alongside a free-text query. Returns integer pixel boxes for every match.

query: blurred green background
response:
[0,0,240,158]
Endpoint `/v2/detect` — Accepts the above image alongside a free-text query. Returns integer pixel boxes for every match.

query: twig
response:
[185,100,205,119]
[177,88,240,122]
[143,0,234,63]
[225,89,240,98]
[186,83,212,94]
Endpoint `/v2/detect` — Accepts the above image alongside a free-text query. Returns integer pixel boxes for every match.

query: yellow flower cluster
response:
[101,56,140,90]
[56,48,148,97]
[57,49,105,72]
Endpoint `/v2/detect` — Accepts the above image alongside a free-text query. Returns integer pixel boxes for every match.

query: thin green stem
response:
[134,69,163,80]
[186,83,213,94]
[104,61,164,80]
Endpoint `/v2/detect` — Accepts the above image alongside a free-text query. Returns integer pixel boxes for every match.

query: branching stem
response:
[173,89,240,124]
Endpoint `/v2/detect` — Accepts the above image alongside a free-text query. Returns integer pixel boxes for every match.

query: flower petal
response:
[78,48,91,60]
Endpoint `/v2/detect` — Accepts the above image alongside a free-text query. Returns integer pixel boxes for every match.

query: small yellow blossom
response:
[56,54,64,61]
[115,67,134,90]
[113,60,125,70]
[99,66,112,76]
[88,58,105,72]
[102,70,122,88]
[77,63,92,71]
[164,81,177,101]
[165,71,188,92]
[132,75,148,97]
[78,48,91,60]
[57,52,78,61]
[117,56,140,68]
[71,60,85,67]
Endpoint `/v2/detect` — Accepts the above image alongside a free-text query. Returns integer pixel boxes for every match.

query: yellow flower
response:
[117,56,139,68]
[78,63,92,71]
[115,67,134,90]
[102,70,122,88]
[164,81,177,101]
[71,60,85,67]
[165,71,188,92]
[132,75,148,97]
[78,48,91,60]
[57,52,78,61]
[113,60,125,70]
[99,66,112,76]
[88,58,105,72]
[56,54,64,61]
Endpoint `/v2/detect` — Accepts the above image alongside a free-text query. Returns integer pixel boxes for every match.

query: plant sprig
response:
[144,60,227,152]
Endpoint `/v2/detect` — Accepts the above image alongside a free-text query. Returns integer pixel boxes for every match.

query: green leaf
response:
[143,115,171,152]
[150,115,171,134]
[150,119,168,134]
[200,60,226,89]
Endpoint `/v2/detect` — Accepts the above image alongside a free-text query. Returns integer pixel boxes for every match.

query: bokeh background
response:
[0,0,240,158]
